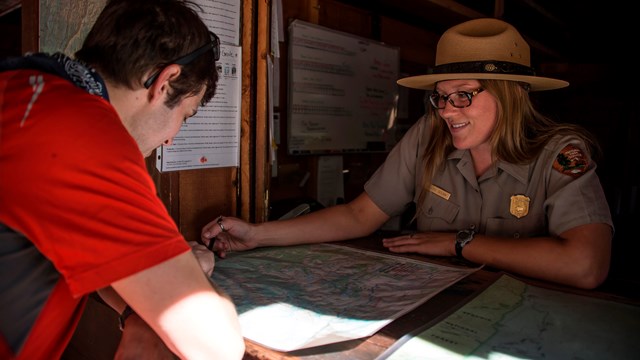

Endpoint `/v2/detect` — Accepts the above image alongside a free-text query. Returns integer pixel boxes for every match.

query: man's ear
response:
[147,64,181,103]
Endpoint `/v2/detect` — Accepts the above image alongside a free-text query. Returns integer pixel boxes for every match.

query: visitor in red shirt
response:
[0,1,244,359]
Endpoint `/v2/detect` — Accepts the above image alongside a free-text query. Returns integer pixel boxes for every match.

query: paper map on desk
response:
[378,274,640,360]
[210,243,479,351]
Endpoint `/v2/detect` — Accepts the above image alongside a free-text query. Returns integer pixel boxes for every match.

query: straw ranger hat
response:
[397,18,569,91]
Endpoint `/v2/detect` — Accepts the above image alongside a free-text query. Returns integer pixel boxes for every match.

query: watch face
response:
[458,230,471,242]
[457,229,474,245]
[456,228,475,259]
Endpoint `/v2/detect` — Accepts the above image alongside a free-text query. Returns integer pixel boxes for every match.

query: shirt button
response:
[513,233,520,238]
[427,208,433,215]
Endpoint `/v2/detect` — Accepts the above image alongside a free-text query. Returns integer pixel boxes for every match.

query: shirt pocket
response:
[418,195,460,231]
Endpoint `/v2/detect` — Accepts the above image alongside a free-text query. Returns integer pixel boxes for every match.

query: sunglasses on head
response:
[143,31,220,89]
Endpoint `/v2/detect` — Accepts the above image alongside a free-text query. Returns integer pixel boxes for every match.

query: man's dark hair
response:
[75,0,217,108]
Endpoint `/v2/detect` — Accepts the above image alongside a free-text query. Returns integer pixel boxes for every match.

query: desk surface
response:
[242,234,640,360]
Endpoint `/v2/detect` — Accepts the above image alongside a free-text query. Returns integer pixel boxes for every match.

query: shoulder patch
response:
[552,144,588,178]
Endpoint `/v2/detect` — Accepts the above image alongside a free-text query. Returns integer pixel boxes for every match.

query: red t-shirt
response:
[0,70,190,359]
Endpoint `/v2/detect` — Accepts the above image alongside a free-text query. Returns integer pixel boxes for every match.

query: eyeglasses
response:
[143,31,220,89]
[428,88,484,109]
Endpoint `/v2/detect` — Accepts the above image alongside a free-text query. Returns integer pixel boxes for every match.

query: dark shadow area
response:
[0,7,21,59]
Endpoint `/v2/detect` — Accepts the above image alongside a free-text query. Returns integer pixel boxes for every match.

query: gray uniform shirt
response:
[365,116,613,237]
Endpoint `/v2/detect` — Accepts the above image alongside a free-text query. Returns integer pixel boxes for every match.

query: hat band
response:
[429,61,536,76]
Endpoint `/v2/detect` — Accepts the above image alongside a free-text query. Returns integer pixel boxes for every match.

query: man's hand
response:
[189,240,214,277]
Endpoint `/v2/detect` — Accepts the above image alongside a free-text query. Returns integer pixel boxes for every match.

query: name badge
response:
[510,195,530,218]
[430,184,451,200]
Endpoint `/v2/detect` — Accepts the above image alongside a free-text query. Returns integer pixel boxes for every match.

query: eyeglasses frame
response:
[143,31,220,89]
[429,88,485,109]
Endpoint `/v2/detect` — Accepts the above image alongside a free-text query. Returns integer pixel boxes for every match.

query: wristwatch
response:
[455,225,476,259]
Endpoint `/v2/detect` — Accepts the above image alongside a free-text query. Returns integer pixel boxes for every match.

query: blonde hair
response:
[415,79,597,212]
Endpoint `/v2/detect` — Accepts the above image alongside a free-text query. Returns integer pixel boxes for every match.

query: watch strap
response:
[455,227,476,259]
[455,236,465,258]
[118,305,135,331]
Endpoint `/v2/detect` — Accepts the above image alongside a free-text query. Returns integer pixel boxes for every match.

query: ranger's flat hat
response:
[397,18,569,91]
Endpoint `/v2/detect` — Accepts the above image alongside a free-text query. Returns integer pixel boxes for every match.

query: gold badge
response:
[510,195,530,218]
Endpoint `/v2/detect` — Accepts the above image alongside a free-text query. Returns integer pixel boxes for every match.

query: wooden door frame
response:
[21,0,37,53]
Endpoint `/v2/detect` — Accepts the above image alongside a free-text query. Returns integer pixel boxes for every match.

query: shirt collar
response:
[448,149,530,184]
[0,52,109,101]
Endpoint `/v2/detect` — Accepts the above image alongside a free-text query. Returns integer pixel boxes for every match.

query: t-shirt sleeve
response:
[1,78,189,298]
[53,114,189,297]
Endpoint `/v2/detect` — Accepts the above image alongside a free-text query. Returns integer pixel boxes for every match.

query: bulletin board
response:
[287,20,400,155]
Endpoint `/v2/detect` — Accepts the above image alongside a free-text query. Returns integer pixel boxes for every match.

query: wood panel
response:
[20,0,36,53]
[318,0,372,38]
[239,0,255,221]
[282,0,320,25]
[380,16,438,67]
[253,0,270,222]
[179,168,237,241]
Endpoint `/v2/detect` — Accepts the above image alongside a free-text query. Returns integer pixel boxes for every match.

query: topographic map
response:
[379,274,640,360]
[210,243,479,351]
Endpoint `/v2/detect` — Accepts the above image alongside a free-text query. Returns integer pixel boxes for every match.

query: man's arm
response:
[98,241,223,359]
[110,251,244,359]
